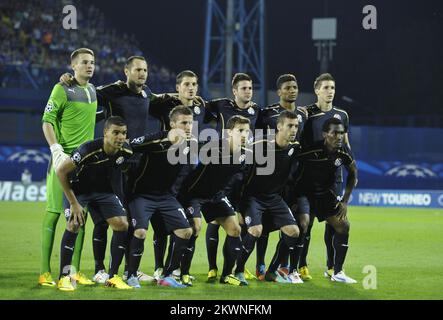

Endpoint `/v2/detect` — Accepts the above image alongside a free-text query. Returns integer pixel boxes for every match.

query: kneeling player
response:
[55,116,133,291]
[295,118,358,283]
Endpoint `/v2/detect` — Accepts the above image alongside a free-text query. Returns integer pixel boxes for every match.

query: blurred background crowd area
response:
[0,0,176,92]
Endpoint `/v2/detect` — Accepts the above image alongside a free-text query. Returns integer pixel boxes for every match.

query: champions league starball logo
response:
[385,164,437,178]
[7,149,50,164]
[44,101,54,113]
[72,152,82,163]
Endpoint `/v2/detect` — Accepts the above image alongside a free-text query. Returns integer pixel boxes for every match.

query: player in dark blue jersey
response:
[178,115,251,286]
[234,111,305,285]
[297,73,352,281]
[147,70,216,282]
[293,118,358,283]
[254,74,307,279]
[125,106,195,288]
[59,56,160,283]
[203,73,261,281]
[55,116,134,291]
[256,74,306,140]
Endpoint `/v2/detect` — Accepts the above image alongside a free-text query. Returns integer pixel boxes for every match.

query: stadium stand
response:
[0,0,176,91]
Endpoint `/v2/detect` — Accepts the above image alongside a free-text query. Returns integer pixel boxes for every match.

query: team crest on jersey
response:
[45,101,54,113]
[333,114,342,120]
[64,208,71,219]
[131,136,145,145]
[334,158,343,167]
[297,114,303,123]
[193,106,201,115]
[72,152,81,163]
[288,148,294,156]
[187,206,194,216]
[245,216,252,226]
[247,107,255,115]
[115,156,124,165]
[183,146,190,155]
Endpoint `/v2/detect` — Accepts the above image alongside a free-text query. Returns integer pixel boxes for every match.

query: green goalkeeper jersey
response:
[42,82,97,153]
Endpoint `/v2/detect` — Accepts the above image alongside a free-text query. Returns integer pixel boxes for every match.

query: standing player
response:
[298,73,352,280]
[125,106,194,288]
[203,73,260,282]
[254,74,307,279]
[294,118,358,283]
[60,56,159,283]
[39,48,97,287]
[55,116,134,291]
[179,115,252,286]
[235,111,303,285]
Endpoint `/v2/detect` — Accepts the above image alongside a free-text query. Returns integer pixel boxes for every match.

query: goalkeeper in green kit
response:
[39,48,97,286]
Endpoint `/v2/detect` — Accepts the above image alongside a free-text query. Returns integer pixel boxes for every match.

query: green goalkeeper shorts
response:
[45,164,64,214]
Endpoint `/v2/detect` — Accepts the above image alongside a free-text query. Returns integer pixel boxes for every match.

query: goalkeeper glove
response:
[50,143,69,171]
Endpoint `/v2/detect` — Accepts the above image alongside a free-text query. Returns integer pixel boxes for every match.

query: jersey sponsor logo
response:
[131,136,145,145]
[385,164,437,178]
[72,152,82,163]
[245,216,252,226]
[193,106,201,115]
[333,114,342,120]
[115,156,125,165]
[334,158,343,167]
[247,107,255,115]
[44,101,54,113]
[288,148,294,156]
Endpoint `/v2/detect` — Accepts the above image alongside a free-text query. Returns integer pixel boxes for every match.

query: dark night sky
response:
[90,0,443,120]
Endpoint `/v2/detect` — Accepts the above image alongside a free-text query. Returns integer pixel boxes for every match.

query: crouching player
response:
[55,116,134,291]
[294,118,358,283]
[235,111,303,285]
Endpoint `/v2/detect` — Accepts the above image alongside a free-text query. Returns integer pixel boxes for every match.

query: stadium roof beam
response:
[202,0,266,106]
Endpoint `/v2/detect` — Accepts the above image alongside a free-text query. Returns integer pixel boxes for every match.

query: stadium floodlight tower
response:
[202,0,266,107]
[312,18,337,74]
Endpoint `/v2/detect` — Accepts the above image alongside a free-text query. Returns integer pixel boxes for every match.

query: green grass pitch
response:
[0,201,442,300]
